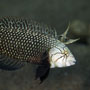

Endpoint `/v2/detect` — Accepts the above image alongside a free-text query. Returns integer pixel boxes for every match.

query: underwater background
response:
[0,0,90,90]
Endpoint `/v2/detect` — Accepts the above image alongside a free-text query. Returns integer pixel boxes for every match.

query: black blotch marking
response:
[35,51,50,83]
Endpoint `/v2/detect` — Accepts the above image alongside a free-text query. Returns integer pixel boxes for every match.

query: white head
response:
[49,42,76,68]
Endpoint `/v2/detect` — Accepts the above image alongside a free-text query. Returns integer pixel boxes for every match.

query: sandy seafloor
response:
[0,0,90,90]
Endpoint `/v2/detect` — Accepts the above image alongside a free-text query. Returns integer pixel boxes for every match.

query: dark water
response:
[0,0,90,90]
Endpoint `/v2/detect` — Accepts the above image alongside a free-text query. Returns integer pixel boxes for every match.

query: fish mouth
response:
[54,56,76,68]
[65,58,76,67]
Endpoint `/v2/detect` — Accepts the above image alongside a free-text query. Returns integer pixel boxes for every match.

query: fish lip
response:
[67,59,76,66]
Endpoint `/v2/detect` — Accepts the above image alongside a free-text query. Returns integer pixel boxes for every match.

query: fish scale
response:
[0,17,77,83]
[0,17,58,65]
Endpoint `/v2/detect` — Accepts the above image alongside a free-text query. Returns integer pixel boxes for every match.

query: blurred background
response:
[0,0,90,90]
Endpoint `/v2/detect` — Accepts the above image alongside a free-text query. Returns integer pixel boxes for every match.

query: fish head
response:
[49,42,76,68]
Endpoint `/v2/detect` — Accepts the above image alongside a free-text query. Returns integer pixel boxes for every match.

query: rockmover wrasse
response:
[0,17,78,83]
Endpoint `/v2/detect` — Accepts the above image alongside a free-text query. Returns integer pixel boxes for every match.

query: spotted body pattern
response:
[0,17,76,83]
[0,17,58,64]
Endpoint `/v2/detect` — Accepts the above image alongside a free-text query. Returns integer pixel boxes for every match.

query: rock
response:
[70,20,90,44]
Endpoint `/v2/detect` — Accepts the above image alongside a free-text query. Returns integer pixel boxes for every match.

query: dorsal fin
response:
[0,55,25,70]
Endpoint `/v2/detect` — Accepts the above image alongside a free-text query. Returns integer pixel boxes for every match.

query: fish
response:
[0,17,78,83]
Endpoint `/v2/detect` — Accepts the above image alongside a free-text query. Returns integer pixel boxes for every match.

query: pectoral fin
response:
[60,23,79,44]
